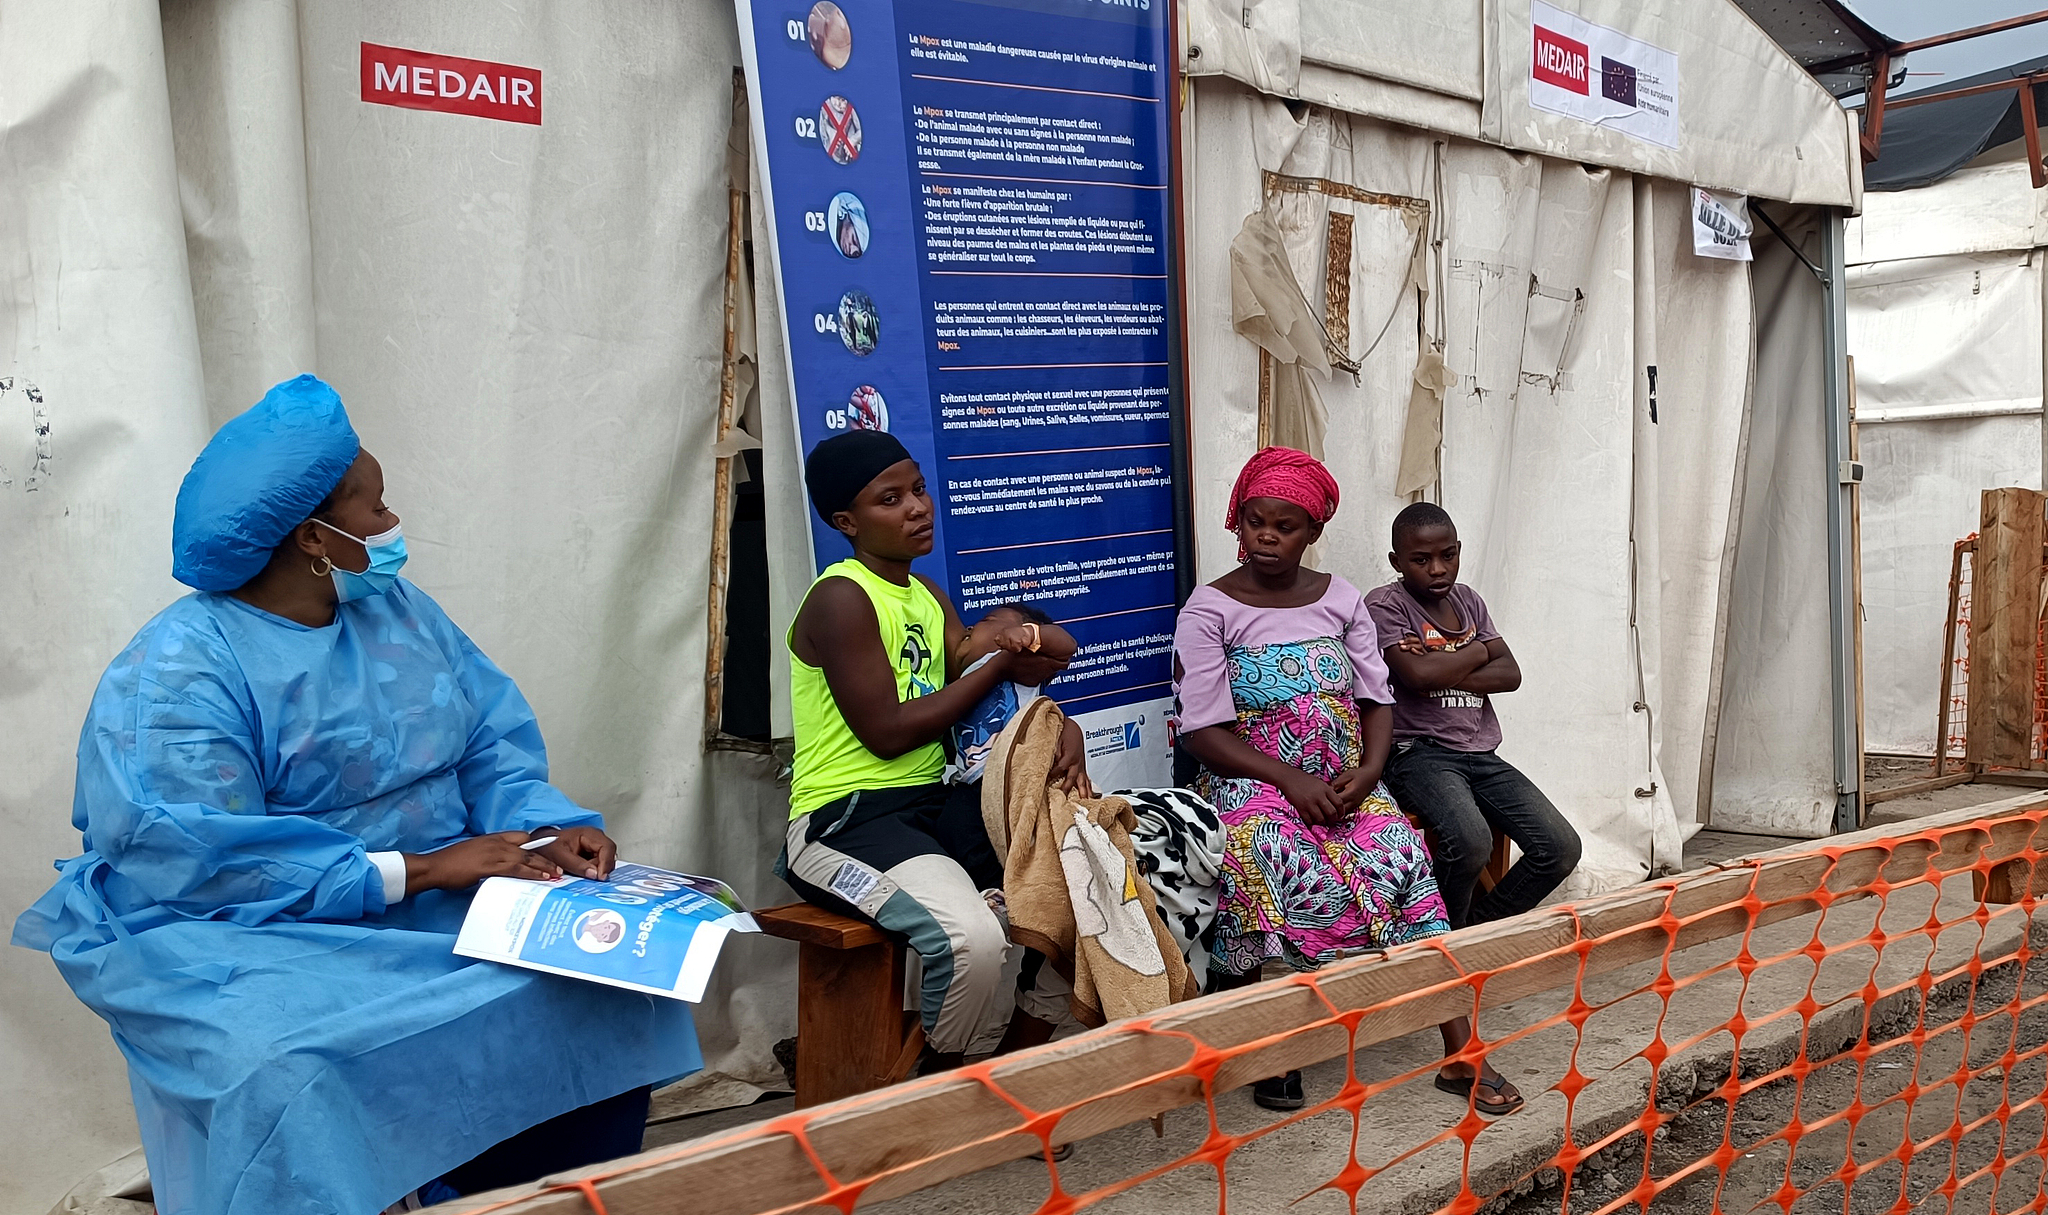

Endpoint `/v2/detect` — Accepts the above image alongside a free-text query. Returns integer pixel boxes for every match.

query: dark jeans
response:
[434,1085,652,1196]
[1385,740,1581,929]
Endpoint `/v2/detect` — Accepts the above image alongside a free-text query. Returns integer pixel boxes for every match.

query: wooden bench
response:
[755,902,924,1108]
[759,826,1509,1107]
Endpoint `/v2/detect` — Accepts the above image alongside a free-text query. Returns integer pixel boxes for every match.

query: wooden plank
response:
[1975,771,2048,790]
[755,903,887,950]
[449,793,2048,1215]
[1864,772,1976,806]
[1965,488,2045,769]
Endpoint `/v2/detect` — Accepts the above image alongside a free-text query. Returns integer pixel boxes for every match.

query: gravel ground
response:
[1501,929,2048,1215]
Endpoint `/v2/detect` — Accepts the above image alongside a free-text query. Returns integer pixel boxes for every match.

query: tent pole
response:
[1821,214,1863,833]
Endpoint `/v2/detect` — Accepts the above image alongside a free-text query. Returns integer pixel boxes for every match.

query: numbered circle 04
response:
[817,95,862,164]
[836,289,879,356]
[825,192,869,258]
[804,1,851,69]
[847,385,888,432]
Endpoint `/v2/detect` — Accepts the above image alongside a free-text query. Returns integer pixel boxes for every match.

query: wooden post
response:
[1966,488,2047,769]
[755,903,920,1108]
[1934,540,1967,775]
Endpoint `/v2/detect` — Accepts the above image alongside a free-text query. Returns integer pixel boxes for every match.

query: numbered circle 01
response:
[796,1,850,69]
[834,289,879,356]
[814,95,862,164]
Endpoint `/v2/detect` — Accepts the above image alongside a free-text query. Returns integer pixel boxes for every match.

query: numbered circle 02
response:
[847,385,888,432]
[816,95,862,164]
[802,1,851,69]
[824,191,869,258]
[836,289,879,356]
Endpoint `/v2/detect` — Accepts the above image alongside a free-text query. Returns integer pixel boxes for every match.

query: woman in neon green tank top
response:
[783,431,1089,1066]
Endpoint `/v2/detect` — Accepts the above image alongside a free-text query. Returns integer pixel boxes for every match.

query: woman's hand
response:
[406,831,561,896]
[1279,770,1347,827]
[1051,717,1096,798]
[526,825,618,881]
[1330,767,1380,812]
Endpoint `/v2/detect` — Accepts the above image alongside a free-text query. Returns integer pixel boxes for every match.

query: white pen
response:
[520,836,559,851]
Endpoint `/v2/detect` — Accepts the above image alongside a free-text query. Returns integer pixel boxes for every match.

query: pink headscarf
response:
[1225,446,1341,532]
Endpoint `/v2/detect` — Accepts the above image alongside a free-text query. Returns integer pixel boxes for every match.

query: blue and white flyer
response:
[454,863,760,1002]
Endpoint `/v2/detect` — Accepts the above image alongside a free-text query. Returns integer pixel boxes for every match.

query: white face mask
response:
[312,519,408,601]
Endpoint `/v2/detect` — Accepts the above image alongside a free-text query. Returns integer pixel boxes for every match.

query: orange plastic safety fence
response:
[461,811,2048,1215]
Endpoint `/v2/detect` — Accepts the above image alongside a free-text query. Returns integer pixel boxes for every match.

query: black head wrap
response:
[805,430,915,521]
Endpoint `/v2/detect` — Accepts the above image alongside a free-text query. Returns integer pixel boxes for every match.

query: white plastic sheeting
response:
[1183,0,1857,207]
[2,1,794,1209]
[1181,81,1837,893]
[1846,159,2048,756]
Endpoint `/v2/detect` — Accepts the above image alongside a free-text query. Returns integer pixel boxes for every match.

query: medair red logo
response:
[360,43,542,125]
[1531,25,1589,95]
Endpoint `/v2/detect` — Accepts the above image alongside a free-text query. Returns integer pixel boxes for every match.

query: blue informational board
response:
[737,0,1185,787]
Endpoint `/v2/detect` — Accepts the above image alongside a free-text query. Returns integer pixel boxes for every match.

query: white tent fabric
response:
[1181,81,1834,891]
[3,2,793,1210]
[1846,158,2048,756]
[1185,0,1858,207]
[2,0,1856,1209]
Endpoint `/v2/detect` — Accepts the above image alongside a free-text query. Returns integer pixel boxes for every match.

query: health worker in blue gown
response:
[12,374,701,1215]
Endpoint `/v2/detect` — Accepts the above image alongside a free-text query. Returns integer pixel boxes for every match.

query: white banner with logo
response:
[1529,0,1679,150]
[1691,187,1753,261]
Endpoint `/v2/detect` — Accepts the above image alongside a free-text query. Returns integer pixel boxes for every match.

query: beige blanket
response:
[982,698,1195,1026]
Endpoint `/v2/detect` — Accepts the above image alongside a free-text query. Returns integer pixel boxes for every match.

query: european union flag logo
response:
[1600,57,1637,107]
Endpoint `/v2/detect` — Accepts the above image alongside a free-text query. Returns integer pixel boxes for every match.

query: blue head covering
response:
[172,374,362,591]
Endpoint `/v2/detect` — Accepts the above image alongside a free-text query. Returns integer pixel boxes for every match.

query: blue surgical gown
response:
[13,580,700,1215]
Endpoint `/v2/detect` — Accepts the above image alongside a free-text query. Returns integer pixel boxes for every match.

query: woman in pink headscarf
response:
[1173,447,1520,1115]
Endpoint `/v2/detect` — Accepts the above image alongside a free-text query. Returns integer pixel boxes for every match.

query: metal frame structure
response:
[1813,10,2048,185]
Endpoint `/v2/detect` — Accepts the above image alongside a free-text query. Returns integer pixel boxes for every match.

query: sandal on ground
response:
[1433,1072,1524,1117]
[1252,1070,1306,1110]
[1042,1142,1074,1163]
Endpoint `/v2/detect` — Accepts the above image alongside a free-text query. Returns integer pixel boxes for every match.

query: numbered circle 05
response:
[814,95,862,164]
[835,289,879,356]
[847,385,888,432]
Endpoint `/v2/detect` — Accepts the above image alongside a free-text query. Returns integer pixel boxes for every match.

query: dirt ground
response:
[1502,928,2048,1215]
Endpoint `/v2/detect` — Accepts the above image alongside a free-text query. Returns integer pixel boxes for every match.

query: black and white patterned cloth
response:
[1116,787,1226,993]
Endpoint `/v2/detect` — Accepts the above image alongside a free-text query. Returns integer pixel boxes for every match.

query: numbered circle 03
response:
[836,289,879,356]
[826,191,869,258]
[806,1,852,69]
[817,95,862,164]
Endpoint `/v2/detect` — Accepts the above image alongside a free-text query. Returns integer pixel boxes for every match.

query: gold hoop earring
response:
[311,556,334,577]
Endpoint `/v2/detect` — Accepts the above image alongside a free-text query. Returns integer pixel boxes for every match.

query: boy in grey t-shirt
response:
[1363,503,1580,928]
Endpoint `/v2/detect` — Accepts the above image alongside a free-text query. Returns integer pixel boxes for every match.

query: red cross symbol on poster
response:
[818,95,862,164]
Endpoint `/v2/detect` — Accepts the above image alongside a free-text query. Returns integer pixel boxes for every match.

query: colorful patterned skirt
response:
[1202,776,1448,975]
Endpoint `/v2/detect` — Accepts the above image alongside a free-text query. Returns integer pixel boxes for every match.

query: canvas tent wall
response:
[1178,0,1860,868]
[1846,152,2048,756]
[0,0,1856,1211]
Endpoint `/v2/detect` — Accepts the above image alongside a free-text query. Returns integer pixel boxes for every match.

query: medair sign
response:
[737,0,1185,789]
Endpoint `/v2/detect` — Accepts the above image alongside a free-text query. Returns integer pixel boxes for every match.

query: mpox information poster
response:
[738,0,1184,787]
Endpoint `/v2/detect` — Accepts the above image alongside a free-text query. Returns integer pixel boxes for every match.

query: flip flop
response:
[1434,1072,1524,1117]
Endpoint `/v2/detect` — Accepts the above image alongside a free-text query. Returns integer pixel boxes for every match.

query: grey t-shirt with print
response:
[1362,582,1504,752]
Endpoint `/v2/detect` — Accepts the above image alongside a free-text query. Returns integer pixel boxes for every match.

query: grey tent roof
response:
[1731,0,1897,96]
[1864,54,2048,191]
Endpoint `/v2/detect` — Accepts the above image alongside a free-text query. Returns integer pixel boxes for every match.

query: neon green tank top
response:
[787,559,947,818]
